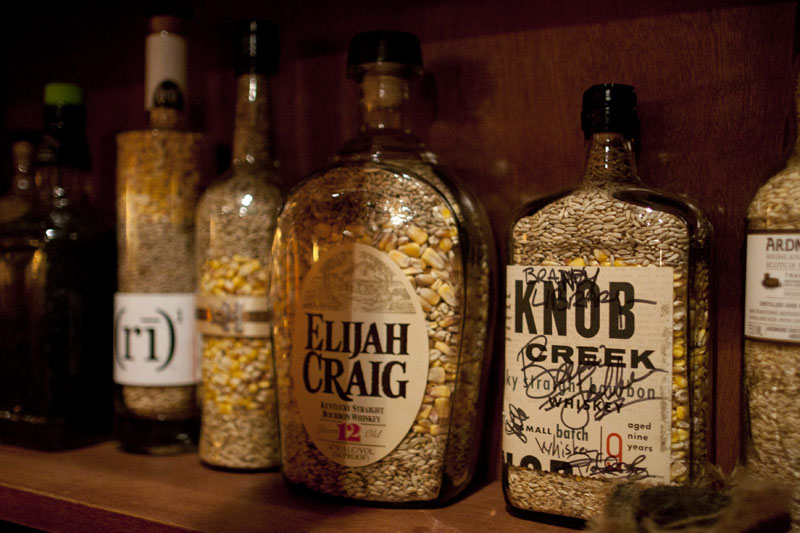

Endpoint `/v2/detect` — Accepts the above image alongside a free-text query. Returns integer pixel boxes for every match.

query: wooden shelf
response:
[0,442,579,532]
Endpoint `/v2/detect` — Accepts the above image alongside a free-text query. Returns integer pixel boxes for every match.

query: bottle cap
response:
[581,83,638,139]
[44,83,84,106]
[236,20,279,76]
[347,30,423,78]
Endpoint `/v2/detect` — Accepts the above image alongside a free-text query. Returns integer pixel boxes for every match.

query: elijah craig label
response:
[502,265,674,481]
[291,243,429,467]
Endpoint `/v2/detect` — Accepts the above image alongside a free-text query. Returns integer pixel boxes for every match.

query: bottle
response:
[0,83,115,449]
[502,84,713,519]
[195,20,283,470]
[744,68,800,525]
[270,30,496,505]
[114,11,209,454]
[0,130,39,224]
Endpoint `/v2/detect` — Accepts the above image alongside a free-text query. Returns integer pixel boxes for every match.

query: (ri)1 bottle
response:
[503,84,713,519]
[0,83,115,449]
[115,11,209,454]
[270,30,496,505]
[195,20,283,471]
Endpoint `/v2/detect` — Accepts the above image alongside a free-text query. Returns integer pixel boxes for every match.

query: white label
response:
[291,243,429,467]
[745,232,800,342]
[145,32,187,111]
[503,265,673,482]
[113,293,199,386]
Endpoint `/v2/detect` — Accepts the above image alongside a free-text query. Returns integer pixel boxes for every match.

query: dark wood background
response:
[1,0,797,480]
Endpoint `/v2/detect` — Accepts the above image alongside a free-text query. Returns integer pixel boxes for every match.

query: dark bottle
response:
[0,82,115,450]
[0,130,39,224]
[270,30,496,505]
[502,84,713,519]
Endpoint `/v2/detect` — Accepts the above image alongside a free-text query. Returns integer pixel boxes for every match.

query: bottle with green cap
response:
[0,82,115,450]
[503,84,714,519]
[270,30,496,505]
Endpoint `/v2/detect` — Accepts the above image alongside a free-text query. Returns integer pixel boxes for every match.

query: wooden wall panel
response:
[0,0,796,480]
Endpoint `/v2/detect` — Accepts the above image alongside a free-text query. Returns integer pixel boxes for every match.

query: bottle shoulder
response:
[198,168,283,214]
[747,161,800,227]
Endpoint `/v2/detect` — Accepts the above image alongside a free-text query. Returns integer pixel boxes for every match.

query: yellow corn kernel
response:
[568,257,585,267]
[388,249,410,268]
[434,341,452,356]
[676,405,687,421]
[413,424,427,433]
[438,283,457,307]
[418,287,441,306]
[430,424,444,436]
[430,385,451,398]
[398,242,421,257]
[614,259,626,266]
[673,375,688,389]
[673,344,685,358]
[417,405,432,420]
[407,225,428,244]
[439,237,453,252]
[421,247,445,269]
[218,403,233,415]
[593,249,608,262]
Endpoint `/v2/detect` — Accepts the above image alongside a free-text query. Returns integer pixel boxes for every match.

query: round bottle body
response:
[271,161,494,505]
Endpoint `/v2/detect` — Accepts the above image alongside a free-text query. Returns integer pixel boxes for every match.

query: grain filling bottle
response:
[270,30,496,505]
[503,84,713,519]
[195,20,283,470]
[114,11,209,454]
[743,66,800,528]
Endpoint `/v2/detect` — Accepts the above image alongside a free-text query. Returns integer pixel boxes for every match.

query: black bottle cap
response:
[236,20,279,76]
[581,83,639,139]
[347,30,422,78]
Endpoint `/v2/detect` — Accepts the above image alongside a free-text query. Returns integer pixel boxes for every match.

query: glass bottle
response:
[0,130,39,224]
[744,69,800,526]
[195,20,283,470]
[270,30,496,505]
[114,12,209,454]
[0,83,115,449]
[502,84,713,519]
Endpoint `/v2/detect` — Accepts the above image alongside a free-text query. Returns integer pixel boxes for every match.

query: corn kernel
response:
[398,242,421,257]
[407,225,428,244]
[439,237,453,252]
[673,375,687,389]
[419,288,441,306]
[421,247,445,269]
[388,249,410,268]
[568,257,585,267]
[438,283,457,306]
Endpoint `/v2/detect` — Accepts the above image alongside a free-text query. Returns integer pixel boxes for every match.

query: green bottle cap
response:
[44,82,84,105]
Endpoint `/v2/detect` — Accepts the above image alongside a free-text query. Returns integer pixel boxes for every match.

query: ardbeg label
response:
[503,265,673,481]
[291,243,429,467]
[745,232,800,343]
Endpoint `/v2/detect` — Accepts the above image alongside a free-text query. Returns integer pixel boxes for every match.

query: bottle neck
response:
[359,73,408,132]
[582,132,641,188]
[232,73,272,169]
[36,105,90,208]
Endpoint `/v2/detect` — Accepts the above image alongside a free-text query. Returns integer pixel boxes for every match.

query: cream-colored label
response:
[114,293,200,386]
[503,265,673,482]
[196,295,270,337]
[145,31,187,110]
[745,232,800,342]
[291,243,429,467]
